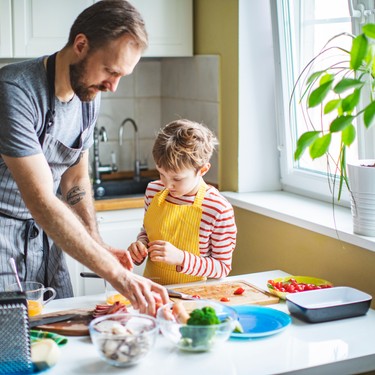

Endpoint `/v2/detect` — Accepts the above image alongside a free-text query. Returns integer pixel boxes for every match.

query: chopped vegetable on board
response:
[233,287,245,295]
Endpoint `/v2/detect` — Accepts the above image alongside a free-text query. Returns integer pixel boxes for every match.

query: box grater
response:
[0,291,33,374]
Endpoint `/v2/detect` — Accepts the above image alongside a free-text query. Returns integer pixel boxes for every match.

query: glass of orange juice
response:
[104,281,131,306]
[6,281,56,317]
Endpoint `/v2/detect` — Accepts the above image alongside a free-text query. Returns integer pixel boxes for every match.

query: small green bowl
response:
[267,276,333,300]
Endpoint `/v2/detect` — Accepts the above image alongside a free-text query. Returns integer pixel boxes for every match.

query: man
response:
[0,0,168,315]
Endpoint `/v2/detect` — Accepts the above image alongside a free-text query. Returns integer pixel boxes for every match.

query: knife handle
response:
[80,272,101,279]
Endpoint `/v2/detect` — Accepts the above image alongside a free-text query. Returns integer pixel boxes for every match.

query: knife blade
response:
[80,272,101,278]
[167,289,197,300]
[29,313,78,328]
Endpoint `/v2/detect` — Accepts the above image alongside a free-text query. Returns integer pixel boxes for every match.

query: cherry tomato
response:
[220,297,230,302]
[234,287,245,295]
[296,284,305,292]
[286,284,295,293]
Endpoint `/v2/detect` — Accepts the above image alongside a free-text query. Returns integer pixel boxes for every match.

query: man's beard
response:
[69,56,106,102]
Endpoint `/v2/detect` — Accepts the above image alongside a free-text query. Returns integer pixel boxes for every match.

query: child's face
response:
[156,165,208,197]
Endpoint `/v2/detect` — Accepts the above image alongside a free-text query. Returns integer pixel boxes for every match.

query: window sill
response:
[222,191,375,253]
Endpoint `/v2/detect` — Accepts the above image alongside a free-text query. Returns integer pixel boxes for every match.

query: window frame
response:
[273,0,375,206]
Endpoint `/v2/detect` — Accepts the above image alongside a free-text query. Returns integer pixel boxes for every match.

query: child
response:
[128,119,237,285]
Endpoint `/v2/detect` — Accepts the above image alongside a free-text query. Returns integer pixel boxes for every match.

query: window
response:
[275,0,375,205]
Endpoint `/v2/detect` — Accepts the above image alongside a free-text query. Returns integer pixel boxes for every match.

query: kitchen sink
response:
[93,177,154,199]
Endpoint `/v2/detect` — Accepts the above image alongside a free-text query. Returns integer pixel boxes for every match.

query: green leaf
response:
[363,24,375,39]
[350,34,368,70]
[338,146,347,202]
[365,42,374,65]
[342,124,356,146]
[363,101,375,128]
[341,89,360,113]
[324,99,341,114]
[306,71,324,85]
[333,78,364,94]
[294,131,321,160]
[309,133,332,159]
[308,80,334,108]
[330,115,354,132]
[320,73,334,85]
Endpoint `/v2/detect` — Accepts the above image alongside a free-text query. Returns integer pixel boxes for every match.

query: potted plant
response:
[293,23,375,236]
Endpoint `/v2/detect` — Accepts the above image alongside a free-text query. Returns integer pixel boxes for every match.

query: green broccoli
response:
[179,306,221,350]
[187,306,220,326]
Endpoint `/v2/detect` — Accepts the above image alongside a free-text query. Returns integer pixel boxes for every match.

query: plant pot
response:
[347,160,375,236]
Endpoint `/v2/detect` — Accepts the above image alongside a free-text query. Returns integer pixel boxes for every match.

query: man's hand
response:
[113,271,169,316]
[147,240,184,266]
[106,246,134,271]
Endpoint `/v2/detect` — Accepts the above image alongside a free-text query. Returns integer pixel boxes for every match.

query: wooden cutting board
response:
[171,280,279,306]
[29,308,94,336]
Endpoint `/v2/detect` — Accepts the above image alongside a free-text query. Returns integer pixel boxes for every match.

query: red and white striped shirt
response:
[137,180,237,279]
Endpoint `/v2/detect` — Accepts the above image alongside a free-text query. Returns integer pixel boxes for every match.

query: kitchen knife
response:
[167,289,197,300]
[80,272,101,278]
[29,313,78,328]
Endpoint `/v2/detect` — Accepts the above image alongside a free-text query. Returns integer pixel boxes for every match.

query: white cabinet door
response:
[6,0,192,58]
[12,0,94,58]
[0,0,12,57]
[66,208,145,296]
[132,0,193,57]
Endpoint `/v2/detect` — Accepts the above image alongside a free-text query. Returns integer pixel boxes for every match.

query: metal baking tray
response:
[286,287,372,323]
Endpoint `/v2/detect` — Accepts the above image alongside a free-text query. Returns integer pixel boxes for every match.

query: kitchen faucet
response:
[92,125,118,185]
[118,118,147,182]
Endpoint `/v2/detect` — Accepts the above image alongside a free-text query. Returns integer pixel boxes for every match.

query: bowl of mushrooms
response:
[89,313,158,367]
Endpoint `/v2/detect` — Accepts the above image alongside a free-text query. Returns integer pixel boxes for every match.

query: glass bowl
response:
[156,299,238,352]
[89,313,158,367]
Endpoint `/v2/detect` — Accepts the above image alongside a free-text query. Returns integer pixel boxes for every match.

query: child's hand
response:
[147,240,184,266]
[127,241,148,265]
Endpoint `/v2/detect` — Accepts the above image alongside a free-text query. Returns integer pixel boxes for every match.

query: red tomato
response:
[192,295,201,299]
[275,282,283,289]
[220,297,230,302]
[234,287,245,295]
[296,284,305,292]
[286,284,295,293]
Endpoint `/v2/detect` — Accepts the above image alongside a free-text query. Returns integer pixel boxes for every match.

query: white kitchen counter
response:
[41,270,375,375]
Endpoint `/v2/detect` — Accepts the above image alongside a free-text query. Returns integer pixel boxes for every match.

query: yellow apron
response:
[143,182,207,285]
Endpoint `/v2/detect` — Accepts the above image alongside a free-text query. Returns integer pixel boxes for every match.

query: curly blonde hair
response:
[153,119,218,172]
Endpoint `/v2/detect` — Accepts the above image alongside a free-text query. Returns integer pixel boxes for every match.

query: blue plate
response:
[230,305,291,339]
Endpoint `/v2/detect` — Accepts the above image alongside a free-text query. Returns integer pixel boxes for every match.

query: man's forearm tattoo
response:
[67,186,86,206]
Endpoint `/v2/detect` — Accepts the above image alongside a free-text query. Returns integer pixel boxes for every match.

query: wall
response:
[194,0,238,191]
[193,0,375,307]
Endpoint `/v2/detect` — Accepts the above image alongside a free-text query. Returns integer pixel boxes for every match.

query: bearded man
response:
[0,0,168,316]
